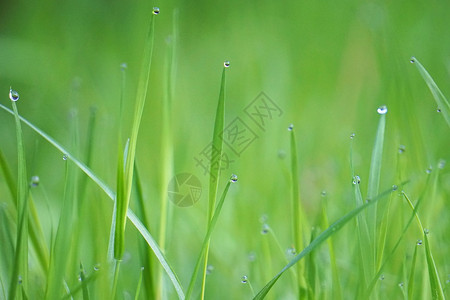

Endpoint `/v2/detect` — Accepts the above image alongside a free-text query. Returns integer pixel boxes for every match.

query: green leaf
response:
[410,56,450,127]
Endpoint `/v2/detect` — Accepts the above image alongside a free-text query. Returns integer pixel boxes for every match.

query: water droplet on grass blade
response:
[261,224,269,235]
[18,275,22,284]
[438,159,446,169]
[392,185,398,191]
[152,7,160,15]
[206,265,214,275]
[120,63,127,70]
[398,145,406,154]
[223,60,230,68]
[410,58,415,63]
[424,228,429,235]
[30,176,40,187]
[398,282,404,288]
[437,108,441,113]
[9,87,19,101]
[380,274,385,280]
[63,154,68,161]
[288,124,294,131]
[248,251,256,261]
[241,275,248,284]
[350,133,355,139]
[352,175,361,185]
[93,264,100,271]
[426,167,432,174]
[377,105,388,115]
[417,239,422,245]
[230,174,238,183]
[321,190,327,197]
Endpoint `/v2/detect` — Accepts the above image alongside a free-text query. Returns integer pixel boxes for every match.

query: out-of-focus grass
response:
[1,1,449,299]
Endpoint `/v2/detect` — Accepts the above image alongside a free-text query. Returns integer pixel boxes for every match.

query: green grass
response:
[1,1,449,299]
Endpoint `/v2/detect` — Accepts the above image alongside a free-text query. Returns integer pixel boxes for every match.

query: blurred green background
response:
[1,0,449,299]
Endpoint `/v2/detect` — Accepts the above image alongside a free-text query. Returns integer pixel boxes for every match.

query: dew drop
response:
[398,145,406,154]
[78,275,82,282]
[352,175,361,185]
[321,190,327,197]
[152,7,160,15]
[410,58,415,63]
[241,275,248,284]
[277,149,286,159]
[261,223,269,235]
[9,87,19,102]
[18,275,22,284]
[288,124,294,131]
[30,175,40,187]
[248,251,256,262]
[259,214,268,223]
[377,105,388,115]
[417,239,422,245]
[437,108,442,113]
[223,60,230,68]
[426,167,432,174]
[93,264,100,271]
[63,154,68,161]
[399,282,404,288]
[206,265,214,275]
[438,159,446,169]
[350,133,355,139]
[286,246,296,256]
[380,274,385,281]
[120,63,127,70]
[230,174,238,183]
[424,228,429,235]
[392,185,398,191]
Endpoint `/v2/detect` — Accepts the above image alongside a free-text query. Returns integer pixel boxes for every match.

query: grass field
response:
[1,1,449,299]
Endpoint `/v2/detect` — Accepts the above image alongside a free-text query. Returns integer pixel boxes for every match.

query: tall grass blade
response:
[288,126,307,296]
[201,65,228,299]
[79,263,90,300]
[186,179,233,299]
[156,10,178,299]
[133,165,155,299]
[410,57,450,127]
[253,185,397,300]
[0,106,185,299]
[114,11,157,261]
[367,108,387,274]
[8,99,29,300]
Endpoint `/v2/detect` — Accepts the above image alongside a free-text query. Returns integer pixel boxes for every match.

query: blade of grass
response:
[8,97,30,300]
[288,125,307,297]
[156,10,178,299]
[252,184,399,300]
[410,57,450,127]
[0,103,185,299]
[200,64,228,299]
[367,106,387,276]
[134,267,144,300]
[186,177,235,299]
[79,263,90,300]
[402,191,445,300]
[133,164,155,300]
[114,9,157,261]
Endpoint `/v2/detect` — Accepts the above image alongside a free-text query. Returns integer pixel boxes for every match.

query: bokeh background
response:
[1,0,449,299]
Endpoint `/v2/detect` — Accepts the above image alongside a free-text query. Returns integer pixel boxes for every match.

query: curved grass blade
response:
[201,65,228,299]
[8,99,29,300]
[0,105,185,299]
[186,179,233,299]
[407,242,419,299]
[253,185,397,300]
[402,192,444,300]
[115,10,157,261]
[410,56,450,127]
